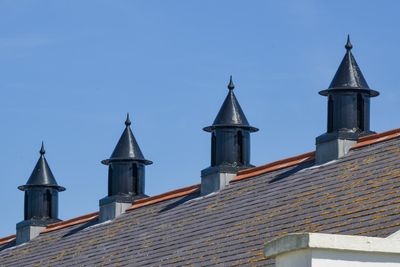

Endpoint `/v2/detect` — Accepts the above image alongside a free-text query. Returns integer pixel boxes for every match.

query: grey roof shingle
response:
[1,136,400,266]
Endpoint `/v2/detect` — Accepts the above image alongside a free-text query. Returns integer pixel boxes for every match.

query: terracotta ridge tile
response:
[352,128,400,149]
[233,151,315,182]
[0,234,15,245]
[42,212,99,234]
[358,128,400,142]
[127,184,200,211]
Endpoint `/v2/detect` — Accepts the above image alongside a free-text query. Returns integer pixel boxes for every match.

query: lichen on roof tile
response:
[2,130,400,266]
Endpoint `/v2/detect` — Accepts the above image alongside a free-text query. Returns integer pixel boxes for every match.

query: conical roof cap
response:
[102,114,152,165]
[18,142,65,191]
[320,35,379,96]
[204,76,258,132]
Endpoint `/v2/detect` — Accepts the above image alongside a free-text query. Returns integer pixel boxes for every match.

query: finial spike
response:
[227,75,235,90]
[345,34,353,50]
[125,113,131,126]
[40,141,45,155]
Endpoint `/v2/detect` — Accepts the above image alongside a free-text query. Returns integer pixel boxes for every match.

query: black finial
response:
[227,75,235,90]
[40,141,45,155]
[125,113,131,127]
[345,34,353,51]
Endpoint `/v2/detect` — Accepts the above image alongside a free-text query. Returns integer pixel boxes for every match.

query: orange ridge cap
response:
[42,212,99,234]
[0,234,16,245]
[233,151,315,182]
[352,128,400,149]
[127,184,200,211]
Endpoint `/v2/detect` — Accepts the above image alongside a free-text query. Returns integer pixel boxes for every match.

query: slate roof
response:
[1,129,400,266]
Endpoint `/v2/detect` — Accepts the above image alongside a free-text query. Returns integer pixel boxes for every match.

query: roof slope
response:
[1,134,400,266]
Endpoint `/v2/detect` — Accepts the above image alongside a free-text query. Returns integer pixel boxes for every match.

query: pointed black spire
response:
[100,114,152,217]
[18,143,65,191]
[320,35,379,96]
[315,36,380,164]
[102,114,152,165]
[204,76,258,132]
[201,77,258,194]
[16,143,65,243]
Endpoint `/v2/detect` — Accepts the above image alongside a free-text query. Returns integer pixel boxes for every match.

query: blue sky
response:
[1,1,400,236]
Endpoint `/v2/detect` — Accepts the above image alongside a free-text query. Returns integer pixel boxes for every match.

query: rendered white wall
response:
[312,249,400,267]
[266,233,400,267]
[275,250,311,267]
[276,248,400,267]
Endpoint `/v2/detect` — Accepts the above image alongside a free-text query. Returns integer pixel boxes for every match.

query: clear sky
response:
[1,1,400,236]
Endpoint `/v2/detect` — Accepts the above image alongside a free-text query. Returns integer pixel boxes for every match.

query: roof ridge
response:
[126,184,200,211]
[41,185,201,233]
[235,128,400,181]
[0,185,201,241]
[352,128,400,148]
[233,151,315,181]
[0,234,15,246]
[1,128,399,243]
[43,212,99,233]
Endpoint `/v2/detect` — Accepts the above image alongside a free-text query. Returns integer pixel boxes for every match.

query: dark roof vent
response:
[16,143,65,244]
[201,77,258,195]
[315,36,380,165]
[99,114,152,222]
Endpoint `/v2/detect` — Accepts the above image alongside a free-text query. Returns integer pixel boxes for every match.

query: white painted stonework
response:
[264,233,400,267]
